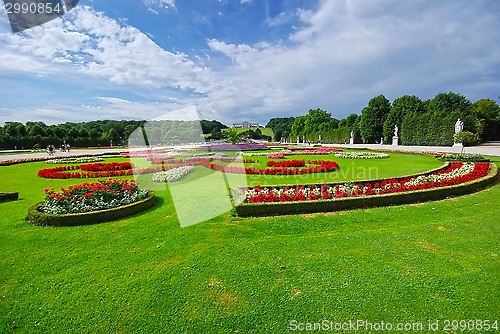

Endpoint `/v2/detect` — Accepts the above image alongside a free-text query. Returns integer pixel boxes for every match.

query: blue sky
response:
[0,0,499,126]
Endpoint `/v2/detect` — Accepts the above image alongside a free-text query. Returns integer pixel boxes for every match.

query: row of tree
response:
[0,119,230,149]
[266,93,500,145]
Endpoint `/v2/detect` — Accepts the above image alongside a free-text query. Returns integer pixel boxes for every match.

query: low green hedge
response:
[235,164,498,217]
[0,192,19,202]
[27,191,156,227]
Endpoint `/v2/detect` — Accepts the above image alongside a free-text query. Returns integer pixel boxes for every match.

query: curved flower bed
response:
[152,166,194,182]
[80,162,132,171]
[284,148,342,155]
[37,162,164,179]
[46,156,104,164]
[39,179,148,214]
[267,153,285,159]
[266,159,305,168]
[201,159,339,175]
[27,191,156,227]
[334,152,389,159]
[218,157,255,163]
[439,153,489,162]
[235,163,498,217]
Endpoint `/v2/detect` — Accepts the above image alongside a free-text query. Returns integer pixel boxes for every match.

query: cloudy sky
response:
[0,0,499,126]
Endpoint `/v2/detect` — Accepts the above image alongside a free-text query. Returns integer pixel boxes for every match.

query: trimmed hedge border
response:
[0,192,19,202]
[27,191,156,227]
[235,163,498,217]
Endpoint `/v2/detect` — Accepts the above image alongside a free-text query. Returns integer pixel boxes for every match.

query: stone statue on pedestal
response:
[455,118,464,134]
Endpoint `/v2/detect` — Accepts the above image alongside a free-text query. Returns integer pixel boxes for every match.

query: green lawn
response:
[1,153,499,333]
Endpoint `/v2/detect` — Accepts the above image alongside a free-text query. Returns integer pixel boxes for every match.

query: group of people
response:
[47,143,70,156]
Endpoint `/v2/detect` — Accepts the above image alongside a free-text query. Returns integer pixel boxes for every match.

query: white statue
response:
[455,118,464,133]
[394,124,398,137]
[350,130,354,139]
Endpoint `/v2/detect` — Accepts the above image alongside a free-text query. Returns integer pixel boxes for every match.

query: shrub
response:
[453,131,480,146]
[0,192,19,202]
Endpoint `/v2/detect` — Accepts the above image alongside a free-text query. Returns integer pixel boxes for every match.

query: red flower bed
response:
[205,159,339,175]
[267,160,305,168]
[244,162,490,203]
[37,162,164,179]
[38,158,340,179]
[80,162,133,171]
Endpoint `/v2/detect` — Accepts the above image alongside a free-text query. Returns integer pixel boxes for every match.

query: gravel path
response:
[1,142,499,162]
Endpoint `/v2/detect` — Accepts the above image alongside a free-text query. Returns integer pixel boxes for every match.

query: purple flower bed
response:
[199,143,268,151]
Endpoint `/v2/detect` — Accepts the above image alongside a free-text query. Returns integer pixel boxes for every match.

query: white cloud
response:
[1,0,499,127]
[0,6,215,93]
[143,0,176,14]
[205,0,500,122]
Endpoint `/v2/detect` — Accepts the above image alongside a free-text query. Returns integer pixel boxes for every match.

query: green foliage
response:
[290,115,307,138]
[223,128,248,144]
[266,117,295,141]
[359,95,391,143]
[472,99,500,141]
[453,131,480,146]
[383,95,425,143]
[304,108,331,134]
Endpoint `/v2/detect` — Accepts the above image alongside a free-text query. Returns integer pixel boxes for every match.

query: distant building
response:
[233,121,260,129]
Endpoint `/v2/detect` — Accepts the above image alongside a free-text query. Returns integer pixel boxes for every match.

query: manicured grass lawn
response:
[1,154,499,333]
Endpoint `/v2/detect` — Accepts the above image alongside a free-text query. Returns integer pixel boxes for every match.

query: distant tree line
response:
[267,93,500,146]
[0,119,229,149]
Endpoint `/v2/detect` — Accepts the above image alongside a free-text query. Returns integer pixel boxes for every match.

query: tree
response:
[28,124,45,137]
[304,108,331,134]
[223,128,247,144]
[472,99,500,141]
[266,117,295,141]
[383,95,425,143]
[359,95,390,143]
[16,124,27,137]
[105,128,121,146]
[291,116,306,139]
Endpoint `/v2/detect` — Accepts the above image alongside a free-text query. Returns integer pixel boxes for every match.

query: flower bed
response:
[285,148,342,155]
[152,166,194,182]
[27,190,156,227]
[198,143,268,151]
[37,162,165,179]
[80,162,133,171]
[439,153,489,162]
[243,162,487,203]
[194,159,339,175]
[334,152,389,159]
[267,153,285,159]
[219,157,255,163]
[46,156,104,164]
[266,160,305,168]
[39,179,149,214]
[235,163,498,217]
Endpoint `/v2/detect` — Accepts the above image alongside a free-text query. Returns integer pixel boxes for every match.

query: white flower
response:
[152,166,194,183]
